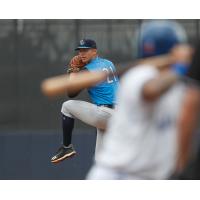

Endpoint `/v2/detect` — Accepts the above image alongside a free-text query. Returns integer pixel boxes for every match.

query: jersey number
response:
[102,66,117,83]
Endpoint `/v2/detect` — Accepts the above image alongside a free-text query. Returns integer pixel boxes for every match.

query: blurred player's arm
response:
[175,86,200,173]
[142,72,177,101]
[143,45,193,101]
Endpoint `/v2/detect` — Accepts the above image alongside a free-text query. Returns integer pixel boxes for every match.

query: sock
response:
[62,114,74,147]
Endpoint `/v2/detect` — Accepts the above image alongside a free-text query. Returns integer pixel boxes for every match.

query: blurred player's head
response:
[75,39,98,63]
[138,20,187,58]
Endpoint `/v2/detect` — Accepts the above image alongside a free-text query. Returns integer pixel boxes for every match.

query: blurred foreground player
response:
[51,39,119,163]
[87,20,199,179]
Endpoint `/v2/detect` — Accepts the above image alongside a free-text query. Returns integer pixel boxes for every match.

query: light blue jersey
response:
[85,57,119,105]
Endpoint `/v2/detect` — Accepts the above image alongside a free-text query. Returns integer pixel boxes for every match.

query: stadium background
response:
[0,19,200,179]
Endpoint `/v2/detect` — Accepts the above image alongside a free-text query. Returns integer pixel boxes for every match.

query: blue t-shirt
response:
[85,57,119,105]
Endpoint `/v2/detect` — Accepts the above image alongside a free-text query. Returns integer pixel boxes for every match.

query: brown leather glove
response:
[67,55,86,74]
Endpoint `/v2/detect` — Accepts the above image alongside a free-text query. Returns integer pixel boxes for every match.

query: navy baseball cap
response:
[75,39,97,50]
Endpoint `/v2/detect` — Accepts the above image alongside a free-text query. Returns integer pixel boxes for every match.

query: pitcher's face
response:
[78,48,97,63]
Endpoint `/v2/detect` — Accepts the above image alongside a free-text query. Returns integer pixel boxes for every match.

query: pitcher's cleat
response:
[51,144,76,163]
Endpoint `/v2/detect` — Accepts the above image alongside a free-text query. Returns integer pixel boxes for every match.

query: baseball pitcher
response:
[51,39,119,163]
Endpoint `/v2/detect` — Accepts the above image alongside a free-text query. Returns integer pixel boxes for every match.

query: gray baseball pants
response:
[61,100,114,157]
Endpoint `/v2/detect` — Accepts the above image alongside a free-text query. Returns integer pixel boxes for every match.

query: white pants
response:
[61,100,114,157]
[86,164,142,180]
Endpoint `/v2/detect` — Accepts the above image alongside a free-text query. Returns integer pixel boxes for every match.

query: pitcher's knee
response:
[61,100,75,117]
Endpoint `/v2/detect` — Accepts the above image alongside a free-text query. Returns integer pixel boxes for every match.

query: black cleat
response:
[51,144,76,163]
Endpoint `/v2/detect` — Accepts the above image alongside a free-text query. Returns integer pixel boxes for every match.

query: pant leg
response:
[61,100,114,130]
[86,164,144,180]
[86,164,120,180]
[95,128,105,159]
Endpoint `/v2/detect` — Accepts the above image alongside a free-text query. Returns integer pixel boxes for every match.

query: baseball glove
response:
[67,55,86,74]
